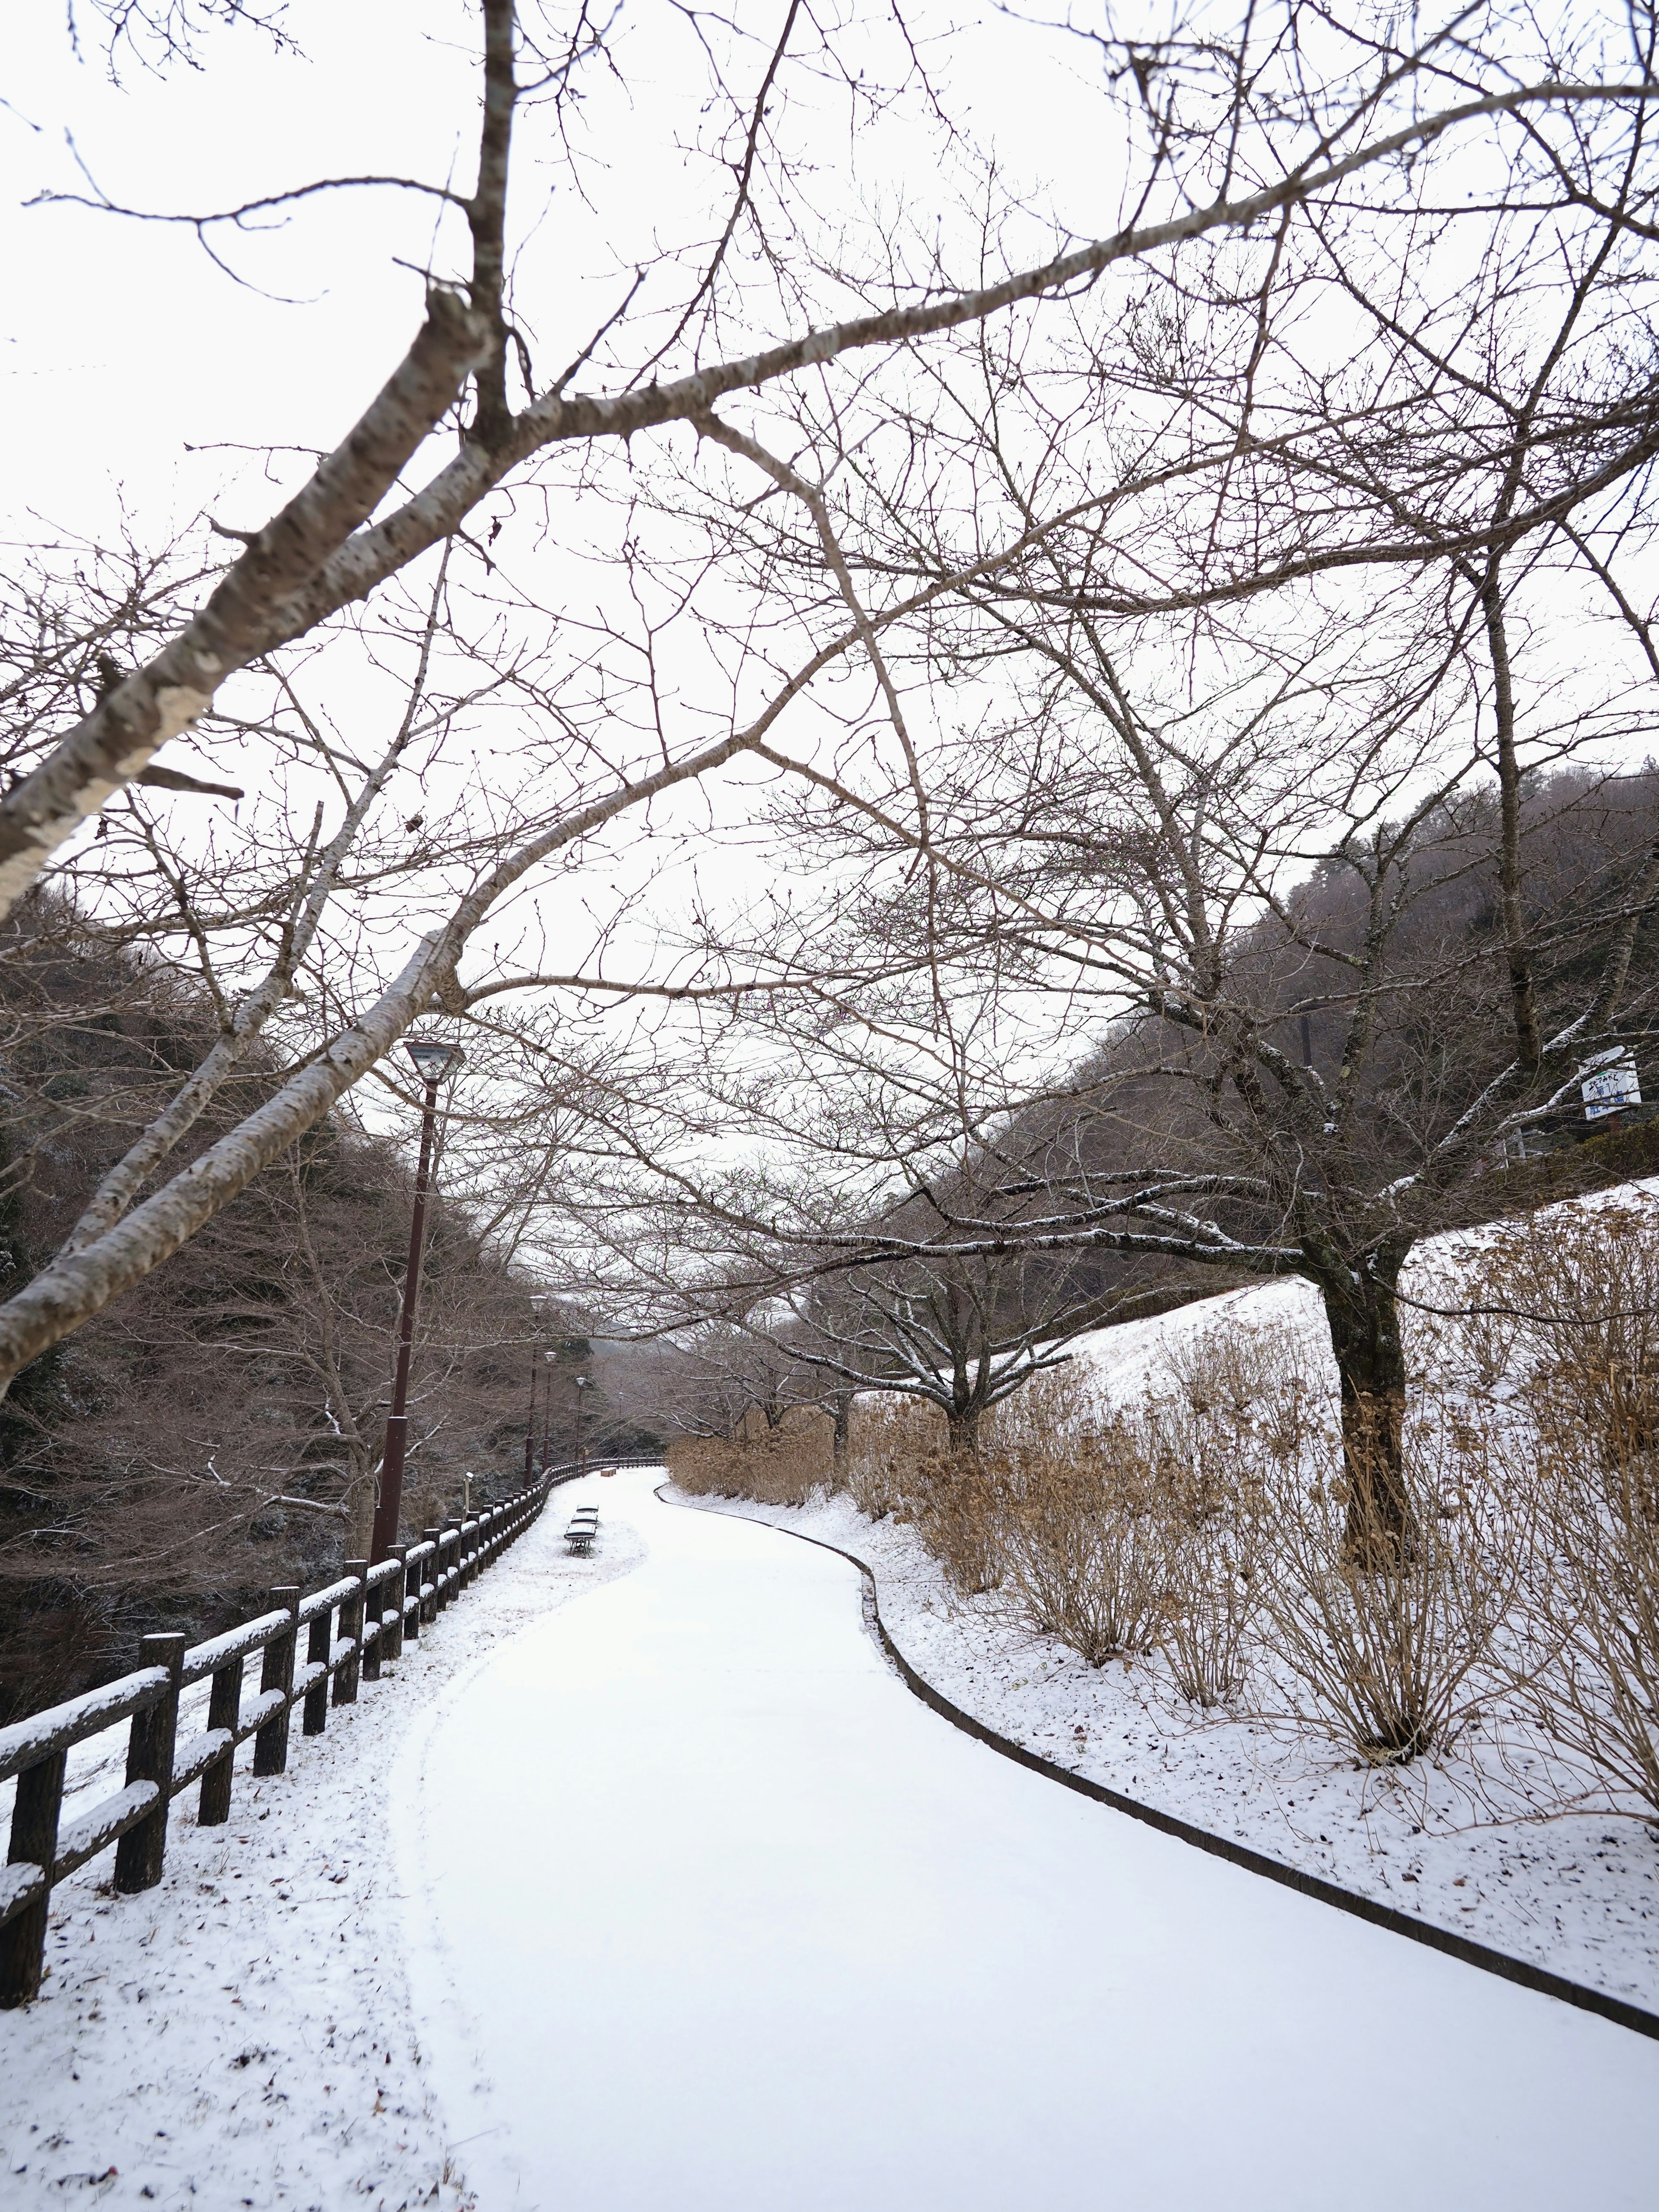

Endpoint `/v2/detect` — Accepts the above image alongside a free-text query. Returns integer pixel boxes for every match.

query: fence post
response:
[114,1633,186,1894]
[302,1600,332,1736]
[385,1545,409,1658]
[355,1559,381,1685]
[336,1561,368,1704]
[199,1653,243,1825]
[440,1519,461,1609]
[421,1531,442,1624]
[0,1745,67,2007]
[253,1589,300,1777]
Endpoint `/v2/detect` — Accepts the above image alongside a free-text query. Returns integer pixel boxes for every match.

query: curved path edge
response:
[663,1484,1659,2044]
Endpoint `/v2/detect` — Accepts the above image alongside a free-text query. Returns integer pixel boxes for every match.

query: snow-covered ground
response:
[702,1482,1659,2011]
[399,1471,1657,2209]
[696,1191,1659,2015]
[9,1464,1657,2208]
[1,1483,641,2210]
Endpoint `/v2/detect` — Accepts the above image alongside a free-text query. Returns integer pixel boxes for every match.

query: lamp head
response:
[406,1037,463,1081]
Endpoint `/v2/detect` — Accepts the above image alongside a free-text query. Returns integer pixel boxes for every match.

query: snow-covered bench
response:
[565,1509,600,1556]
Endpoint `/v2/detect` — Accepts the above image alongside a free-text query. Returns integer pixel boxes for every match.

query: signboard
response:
[1581,1049,1641,1121]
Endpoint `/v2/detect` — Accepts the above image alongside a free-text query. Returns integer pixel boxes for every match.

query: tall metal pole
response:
[523,1341,538,1483]
[370,1072,442,1563]
[539,1350,554,1476]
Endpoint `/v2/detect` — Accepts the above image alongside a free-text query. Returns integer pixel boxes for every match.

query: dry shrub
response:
[994,1414,1170,1667]
[984,1359,1263,1691]
[1161,1318,1311,1423]
[1255,1399,1525,1762]
[843,1393,947,1520]
[1468,1195,1659,1812]
[1522,1440,1659,1815]
[1510,1198,1659,1481]
[907,1450,1007,1595]
[982,1364,1100,1451]
[666,1416,831,1507]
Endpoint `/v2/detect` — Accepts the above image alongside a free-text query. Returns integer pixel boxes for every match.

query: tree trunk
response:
[946,1401,981,1456]
[1317,1251,1414,1568]
[832,1392,852,1463]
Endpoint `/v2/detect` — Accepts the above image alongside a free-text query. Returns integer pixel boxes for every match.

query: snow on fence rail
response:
[0,1466,581,2009]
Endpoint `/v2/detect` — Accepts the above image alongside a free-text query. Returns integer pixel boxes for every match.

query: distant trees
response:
[0,899,552,1719]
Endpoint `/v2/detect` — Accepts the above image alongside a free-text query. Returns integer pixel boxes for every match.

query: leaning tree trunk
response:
[1316,1247,1414,1568]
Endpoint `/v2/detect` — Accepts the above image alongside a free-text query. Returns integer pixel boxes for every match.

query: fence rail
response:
[0,1465,594,2008]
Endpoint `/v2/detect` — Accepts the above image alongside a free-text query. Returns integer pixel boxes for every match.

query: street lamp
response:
[575,1372,592,1478]
[369,1036,464,1562]
[524,1294,548,1483]
[540,1349,556,1476]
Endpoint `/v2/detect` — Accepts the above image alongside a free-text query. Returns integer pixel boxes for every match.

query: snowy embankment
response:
[1,1487,642,2211]
[688,1188,1659,2017]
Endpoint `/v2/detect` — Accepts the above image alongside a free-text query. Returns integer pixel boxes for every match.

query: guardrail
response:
[0,1466,583,2008]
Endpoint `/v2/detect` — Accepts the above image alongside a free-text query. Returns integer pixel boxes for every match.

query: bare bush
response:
[1255,1399,1526,1763]
[843,1394,947,1521]
[666,1414,832,1509]
[995,1417,1171,1668]
[1523,1440,1659,1817]
[1159,1519,1260,1709]
[907,1452,1008,1597]
[1505,1198,1659,1487]
[1464,1195,1659,1812]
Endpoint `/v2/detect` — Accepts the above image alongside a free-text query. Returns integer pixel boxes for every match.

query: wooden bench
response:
[564,1509,599,1555]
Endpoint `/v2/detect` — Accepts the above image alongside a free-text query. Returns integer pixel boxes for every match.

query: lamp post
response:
[575,1372,591,1478]
[540,1349,556,1475]
[524,1294,548,1484]
[369,1037,463,1563]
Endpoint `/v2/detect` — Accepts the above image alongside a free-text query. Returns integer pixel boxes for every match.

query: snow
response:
[0,1486,642,2210]
[706,1483,1659,2012]
[699,1183,1659,2018]
[402,1470,1657,2210]
[6,1412,1659,2203]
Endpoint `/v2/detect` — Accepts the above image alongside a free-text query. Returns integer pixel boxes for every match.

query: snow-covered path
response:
[397,1470,1659,2211]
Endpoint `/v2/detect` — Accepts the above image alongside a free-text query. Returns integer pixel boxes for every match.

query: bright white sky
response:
[0,0,1120,973]
[0,0,1144,1214]
[2,2,1114,531]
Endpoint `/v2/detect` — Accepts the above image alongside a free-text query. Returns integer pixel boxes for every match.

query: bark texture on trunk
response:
[1318,1251,1413,1568]
[946,1402,981,1456]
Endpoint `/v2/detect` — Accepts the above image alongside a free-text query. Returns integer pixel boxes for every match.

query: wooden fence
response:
[0,1467,581,2008]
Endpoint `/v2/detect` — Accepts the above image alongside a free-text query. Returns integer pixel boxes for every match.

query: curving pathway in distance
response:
[392,1468,1659,2211]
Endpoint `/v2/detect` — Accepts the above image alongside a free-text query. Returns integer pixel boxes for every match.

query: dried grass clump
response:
[994,1416,1170,1667]
[843,1394,947,1521]
[1255,1399,1524,1762]
[666,1419,831,1507]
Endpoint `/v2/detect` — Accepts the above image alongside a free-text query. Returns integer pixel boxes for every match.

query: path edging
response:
[662,1484,1659,2044]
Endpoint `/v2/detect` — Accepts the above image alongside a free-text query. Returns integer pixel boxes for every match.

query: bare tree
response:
[0,0,1652,1404]
[540,31,1659,1556]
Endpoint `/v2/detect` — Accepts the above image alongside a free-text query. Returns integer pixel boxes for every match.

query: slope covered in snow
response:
[701,1183,1659,2012]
